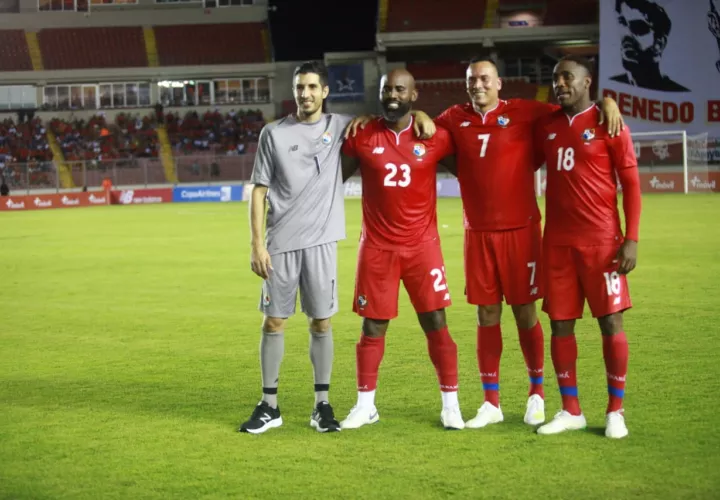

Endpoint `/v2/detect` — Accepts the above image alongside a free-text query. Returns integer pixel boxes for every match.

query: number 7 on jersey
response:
[478,134,490,157]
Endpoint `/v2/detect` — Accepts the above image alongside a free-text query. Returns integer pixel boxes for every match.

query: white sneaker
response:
[605,410,629,439]
[465,401,504,429]
[524,394,546,425]
[440,406,465,430]
[536,410,587,435]
[340,405,379,429]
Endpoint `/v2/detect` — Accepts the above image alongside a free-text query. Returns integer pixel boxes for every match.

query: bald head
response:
[380,68,418,124]
[381,68,417,93]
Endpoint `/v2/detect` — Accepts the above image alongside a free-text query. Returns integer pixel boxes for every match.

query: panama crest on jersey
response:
[321,131,332,145]
[497,115,510,127]
[582,128,595,141]
[413,143,426,157]
[357,295,367,308]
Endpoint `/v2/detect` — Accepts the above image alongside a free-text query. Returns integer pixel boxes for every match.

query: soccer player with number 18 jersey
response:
[339,69,464,430]
[534,56,642,439]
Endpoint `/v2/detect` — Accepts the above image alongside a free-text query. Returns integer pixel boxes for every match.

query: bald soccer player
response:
[338,69,464,431]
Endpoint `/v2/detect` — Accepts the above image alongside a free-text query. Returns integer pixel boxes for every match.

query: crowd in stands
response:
[165,109,264,155]
[0,108,265,173]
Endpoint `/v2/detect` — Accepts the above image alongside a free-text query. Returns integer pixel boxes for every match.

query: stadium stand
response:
[154,23,267,66]
[385,0,487,32]
[416,79,540,117]
[544,0,598,26]
[0,30,33,72]
[38,27,148,70]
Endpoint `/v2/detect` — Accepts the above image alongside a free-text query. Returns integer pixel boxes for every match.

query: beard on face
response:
[382,99,412,122]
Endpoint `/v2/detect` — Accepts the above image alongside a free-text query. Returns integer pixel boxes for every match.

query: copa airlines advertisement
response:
[599,0,720,136]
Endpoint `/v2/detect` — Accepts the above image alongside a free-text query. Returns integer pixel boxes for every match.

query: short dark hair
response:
[468,56,498,70]
[558,55,594,78]
[293,61,329,87]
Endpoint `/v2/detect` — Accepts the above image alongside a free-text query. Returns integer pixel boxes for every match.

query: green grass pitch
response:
[1,195,719,499]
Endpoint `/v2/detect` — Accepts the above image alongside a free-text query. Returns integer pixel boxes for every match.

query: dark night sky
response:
[267,0,378,61]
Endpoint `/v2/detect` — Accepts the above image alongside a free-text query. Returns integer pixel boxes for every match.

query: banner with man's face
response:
[600,0,720,135]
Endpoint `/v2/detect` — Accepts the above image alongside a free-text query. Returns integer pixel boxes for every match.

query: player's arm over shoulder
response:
[434,125,457,176]
[606,125,637,170]
[433,105,459,130]
[340,124,361,182]
[531,113,555,170]
[512,98,559,120]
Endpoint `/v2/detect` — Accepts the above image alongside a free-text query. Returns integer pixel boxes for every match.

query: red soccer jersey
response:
[535,105,639,246]
[435,99,557,231]
[342,117,455,250]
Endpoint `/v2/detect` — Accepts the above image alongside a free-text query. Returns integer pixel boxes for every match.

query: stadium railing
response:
[1,152,256,194]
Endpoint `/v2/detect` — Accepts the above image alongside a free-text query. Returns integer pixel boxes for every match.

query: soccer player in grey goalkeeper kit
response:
[240,61,435,434]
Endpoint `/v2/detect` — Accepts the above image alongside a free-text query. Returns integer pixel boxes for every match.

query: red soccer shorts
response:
[464,223,543,306]
[542,243,633,320]
[353,240,452,320]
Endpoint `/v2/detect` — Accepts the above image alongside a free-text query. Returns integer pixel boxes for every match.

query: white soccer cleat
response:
[440,406,465,430]
[524,394,546,425]
[340,405,379,429]
[465,401,504,429]
[605,410,629,439]
[536,410,587,435]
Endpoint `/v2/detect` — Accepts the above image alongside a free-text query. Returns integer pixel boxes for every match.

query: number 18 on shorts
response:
[353,241,451,320]
[543,244,632,320]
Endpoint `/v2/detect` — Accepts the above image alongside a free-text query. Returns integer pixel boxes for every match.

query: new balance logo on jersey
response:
[289,145,299,152]
[372,147,385,154]
[547,133,557,140]
[530,286,538,296]
[460,121,471,127]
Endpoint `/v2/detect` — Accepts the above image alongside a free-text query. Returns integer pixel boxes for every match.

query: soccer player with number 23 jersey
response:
[339,69,464,431]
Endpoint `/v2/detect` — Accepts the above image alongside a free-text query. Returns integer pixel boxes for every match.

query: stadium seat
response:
[0,30,33,71]
[544,0,598,25]
[406,61,467,80]
[38,27,148,70]
[415,79,539,117]
[385,0,487,32]
[154,23,267,66]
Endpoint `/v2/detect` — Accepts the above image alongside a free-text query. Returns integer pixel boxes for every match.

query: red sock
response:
[518,321,545,398]
[603,332,628,413]
[356,334,385,392]
[477,324,502,407]
[551,335,581,415]
[426,326,458,391]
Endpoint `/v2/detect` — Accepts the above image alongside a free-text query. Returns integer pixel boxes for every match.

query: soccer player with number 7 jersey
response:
[534,56,642,439]
[339,69,464,431]
[434,57,623,430]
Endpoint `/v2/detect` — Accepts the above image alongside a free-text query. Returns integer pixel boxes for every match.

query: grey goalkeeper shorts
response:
[258,242,339,319]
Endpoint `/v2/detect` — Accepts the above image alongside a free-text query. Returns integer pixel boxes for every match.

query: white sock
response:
[441,391,459,409]
[357,390,376,408]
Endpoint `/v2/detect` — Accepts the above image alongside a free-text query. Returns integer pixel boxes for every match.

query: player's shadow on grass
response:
[585,426,606,437]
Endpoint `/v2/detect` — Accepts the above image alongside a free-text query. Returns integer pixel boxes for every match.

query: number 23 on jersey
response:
[384,162,411,187]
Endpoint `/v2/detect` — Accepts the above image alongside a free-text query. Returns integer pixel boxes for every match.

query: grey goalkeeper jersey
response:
[250,113,352,255]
